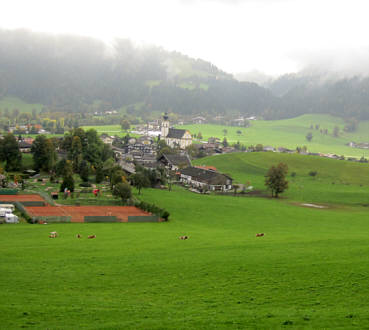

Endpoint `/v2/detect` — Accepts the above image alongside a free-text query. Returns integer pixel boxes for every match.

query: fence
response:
[127,215,160,222]
[84,216,118,223]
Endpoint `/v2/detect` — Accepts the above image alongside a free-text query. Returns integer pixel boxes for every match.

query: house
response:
[100,134,114,145]
[208,137,220,144]
[263,146,275,152]
[180,167,233,191]
[161,113,192,149]
[192,116,206,124]
[18,141,32,153]
[158,153,192,171]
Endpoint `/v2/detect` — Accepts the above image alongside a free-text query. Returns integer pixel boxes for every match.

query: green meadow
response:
[178,114,369,157]
[0,96,44,114]
[193,152,369,206]
[80,125,133,137]
[1,153,369,328]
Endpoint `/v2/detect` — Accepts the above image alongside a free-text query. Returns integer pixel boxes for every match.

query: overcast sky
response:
[1,0,369,76]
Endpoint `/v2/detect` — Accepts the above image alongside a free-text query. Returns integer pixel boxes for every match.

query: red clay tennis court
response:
[25,205,151,222]
[0,194,45,202]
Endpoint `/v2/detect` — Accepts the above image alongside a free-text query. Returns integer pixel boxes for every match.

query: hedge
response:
[0,189,18,195]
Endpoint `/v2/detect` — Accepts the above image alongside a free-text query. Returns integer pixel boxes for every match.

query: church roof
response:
[166,128,187,139]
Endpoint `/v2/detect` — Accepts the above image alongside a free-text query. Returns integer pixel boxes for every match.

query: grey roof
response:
[19,141,32,148]
[180,167,232,185]
[166,128,186,139]
[160,153,192,167]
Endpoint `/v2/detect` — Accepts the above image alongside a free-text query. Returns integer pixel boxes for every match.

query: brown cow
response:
[88,235,96,239]
[255,233,264,237]
[76,234,81,238]
[179,235,189,240]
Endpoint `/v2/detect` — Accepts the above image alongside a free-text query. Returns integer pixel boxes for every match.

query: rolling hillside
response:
[193,151,369,206]
[179,114,369,157]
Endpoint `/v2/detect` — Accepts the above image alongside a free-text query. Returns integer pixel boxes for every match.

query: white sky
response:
[1,0,369,76]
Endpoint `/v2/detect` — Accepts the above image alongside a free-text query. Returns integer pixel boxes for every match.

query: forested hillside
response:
[1,29,369,120]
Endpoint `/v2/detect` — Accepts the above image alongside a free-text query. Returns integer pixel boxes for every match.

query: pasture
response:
[0,96,43,114]
[178,114,369,157]
[1,185,369,328]
[193,151,369,206]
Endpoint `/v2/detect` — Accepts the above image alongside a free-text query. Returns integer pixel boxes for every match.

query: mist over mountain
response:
[1,28,369,120]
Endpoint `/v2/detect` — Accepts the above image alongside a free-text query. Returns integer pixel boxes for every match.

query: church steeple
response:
[161,112,169,137]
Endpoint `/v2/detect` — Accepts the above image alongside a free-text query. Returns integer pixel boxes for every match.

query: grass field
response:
[193,152,369,206]
[1,153,369,328]
[0,96,44,114]
[1,186,369,328]
[178,114,369,157]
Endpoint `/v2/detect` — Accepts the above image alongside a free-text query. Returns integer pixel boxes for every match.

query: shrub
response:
[308,171,318,177]
[79,182,92,187]
[291,172,296,177]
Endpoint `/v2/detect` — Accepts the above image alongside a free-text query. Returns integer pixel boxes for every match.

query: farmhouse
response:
[158,153,192,171]
[161,113,192,149]
[180,166,233,191]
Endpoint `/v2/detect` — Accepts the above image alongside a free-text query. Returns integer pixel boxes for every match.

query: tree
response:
[265,163,288,198]
[306,132,313,142]
[112,182,132,203]
[131,172,150,194]
[236,130,242,135]
[255,144,263,151]
[197,132,203,140]
[222,137,228,147]
[223,129,228,136]
[70,135,83,172]
[333,126,340,137]
[60,160,74,192]
[31,135,57,172]
[120,119,130,131]
[0,133,22,171]
[79,160,90,182]
[95,163,104,183]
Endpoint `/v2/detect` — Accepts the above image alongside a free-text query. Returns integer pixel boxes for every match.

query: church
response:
[161,113,192,149]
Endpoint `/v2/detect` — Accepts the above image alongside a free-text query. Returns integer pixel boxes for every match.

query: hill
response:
[3,29,369,121]
[193,151,369,206]
[178,114,369,157]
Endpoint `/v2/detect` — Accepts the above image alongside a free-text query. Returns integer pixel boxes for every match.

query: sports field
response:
[26,205,151,222]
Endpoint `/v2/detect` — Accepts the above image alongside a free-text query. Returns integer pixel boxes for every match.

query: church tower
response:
[161,112,169,138]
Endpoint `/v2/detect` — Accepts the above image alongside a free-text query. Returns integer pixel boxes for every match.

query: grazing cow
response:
[179,235,189,240]
[88,235,96,239]
[255,233,264,237]
[76,234,81,238]
[49,231,58,238]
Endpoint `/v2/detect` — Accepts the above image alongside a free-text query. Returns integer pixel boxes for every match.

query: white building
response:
[161,113,192,149]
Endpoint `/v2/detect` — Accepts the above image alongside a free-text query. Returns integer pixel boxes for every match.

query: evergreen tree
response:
[31,135,57,172]
[0,133,22,171]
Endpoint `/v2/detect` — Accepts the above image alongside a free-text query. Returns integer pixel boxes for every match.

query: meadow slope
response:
[178,114,369,157]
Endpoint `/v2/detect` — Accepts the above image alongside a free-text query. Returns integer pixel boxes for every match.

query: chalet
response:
[192,116,206,124]
[180,167,233,191]
[161,113,192,149]
[18,141,32,153]
[100,134,114,145]
[208,137,220,144]
[158,153,192,171]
